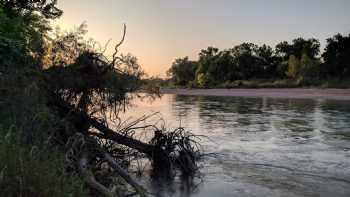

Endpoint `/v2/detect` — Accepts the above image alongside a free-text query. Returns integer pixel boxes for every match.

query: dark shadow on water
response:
[149,165,201,197]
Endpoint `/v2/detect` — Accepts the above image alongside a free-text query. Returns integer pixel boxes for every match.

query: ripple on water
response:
[121,94,350,197]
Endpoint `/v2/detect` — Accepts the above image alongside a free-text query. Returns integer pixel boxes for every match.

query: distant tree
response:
[192,43,282,84]
[321,33,350,78]
[216,50,236,82]
[230,43,265,79]
[292,38,320,59]
[286,55,300,79]
[286,52,319,81]
[275,41,292,59]
[276,38,320,60]
[167,57,197,86]
[276,38,320,79]
[256,44,280,78]
[195,47,219,86]
[299,52,320,81]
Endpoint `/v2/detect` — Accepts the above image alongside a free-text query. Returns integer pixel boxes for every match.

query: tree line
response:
[167,35,350,88]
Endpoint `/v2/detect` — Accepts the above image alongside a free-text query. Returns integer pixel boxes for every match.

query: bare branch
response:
[112,24,127,66]
[104,152,147,197]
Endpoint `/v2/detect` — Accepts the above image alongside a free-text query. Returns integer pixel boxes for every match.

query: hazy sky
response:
[55,0,350,77]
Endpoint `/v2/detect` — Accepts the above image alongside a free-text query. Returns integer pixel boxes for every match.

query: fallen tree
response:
[42,25,202,196]
[49,94,200,196]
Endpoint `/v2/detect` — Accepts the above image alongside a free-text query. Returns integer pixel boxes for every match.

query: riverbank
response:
[161,88,350,100]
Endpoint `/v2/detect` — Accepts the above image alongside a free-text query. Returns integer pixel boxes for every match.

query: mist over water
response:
[122,94,350,197]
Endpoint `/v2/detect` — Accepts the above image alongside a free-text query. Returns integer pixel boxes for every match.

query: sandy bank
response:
[161,88,350,100]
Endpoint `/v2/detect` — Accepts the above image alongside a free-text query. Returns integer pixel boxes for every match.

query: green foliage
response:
[299,53,319,79]
[0,0,62,19]
[286,55,301,79]
[196,72,207,87]
[195,47,220,86]
[0,3,52,67]
[286,53,320,84]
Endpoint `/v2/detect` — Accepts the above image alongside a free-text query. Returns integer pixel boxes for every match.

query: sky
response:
[55,0,350,77]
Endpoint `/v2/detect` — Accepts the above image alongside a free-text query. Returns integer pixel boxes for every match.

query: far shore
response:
[161,88,350,100]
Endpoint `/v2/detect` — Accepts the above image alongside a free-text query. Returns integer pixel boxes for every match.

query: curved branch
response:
[112,24,127,66]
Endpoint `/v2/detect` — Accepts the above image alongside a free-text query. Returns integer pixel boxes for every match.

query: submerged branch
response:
[104,152,147,197]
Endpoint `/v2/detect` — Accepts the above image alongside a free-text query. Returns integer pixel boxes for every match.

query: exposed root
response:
[149,127,202,176]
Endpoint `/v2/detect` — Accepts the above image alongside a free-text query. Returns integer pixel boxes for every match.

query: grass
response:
[0,75,88,197]
[0,127,88,197]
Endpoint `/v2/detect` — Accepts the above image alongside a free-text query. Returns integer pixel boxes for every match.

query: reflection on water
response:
[122,94,350,197]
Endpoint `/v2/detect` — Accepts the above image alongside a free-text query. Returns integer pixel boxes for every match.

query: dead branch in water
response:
[68,133,148,197]
[103,152,147,196]
[51,94,202,196]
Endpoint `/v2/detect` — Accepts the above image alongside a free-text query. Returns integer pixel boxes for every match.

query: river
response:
[120,94,350,197]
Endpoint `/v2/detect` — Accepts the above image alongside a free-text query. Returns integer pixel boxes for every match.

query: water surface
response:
[122,94,350,197]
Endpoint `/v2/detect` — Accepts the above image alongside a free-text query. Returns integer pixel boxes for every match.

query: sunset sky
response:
[55,0,350,77]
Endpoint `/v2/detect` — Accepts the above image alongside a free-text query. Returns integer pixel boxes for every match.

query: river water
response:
[121,94,350,197]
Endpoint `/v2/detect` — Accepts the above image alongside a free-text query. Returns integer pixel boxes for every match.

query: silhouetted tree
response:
[195,47,220,86]
[167,57,198,86]
[276,38,320,60]
[322,33,350,78]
